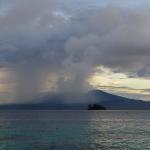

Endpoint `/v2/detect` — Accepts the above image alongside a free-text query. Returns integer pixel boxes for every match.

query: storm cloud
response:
[0,0,150,102]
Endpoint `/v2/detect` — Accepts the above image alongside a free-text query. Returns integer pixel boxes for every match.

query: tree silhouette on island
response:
[88,104,106,110]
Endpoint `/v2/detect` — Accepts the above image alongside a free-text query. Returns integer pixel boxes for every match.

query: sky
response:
[0,0,150,103]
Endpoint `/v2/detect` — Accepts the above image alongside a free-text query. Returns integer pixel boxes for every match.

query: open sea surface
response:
[0,110,150,150]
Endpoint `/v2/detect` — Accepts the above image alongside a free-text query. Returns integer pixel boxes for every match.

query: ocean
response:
[0,110,150,150]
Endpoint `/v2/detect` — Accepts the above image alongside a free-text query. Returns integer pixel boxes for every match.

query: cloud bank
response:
[0,0,150,102]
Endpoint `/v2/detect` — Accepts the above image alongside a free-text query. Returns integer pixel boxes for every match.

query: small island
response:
[88,104,106,110]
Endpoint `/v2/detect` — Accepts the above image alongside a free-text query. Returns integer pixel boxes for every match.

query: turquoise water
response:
[0,110,150,150]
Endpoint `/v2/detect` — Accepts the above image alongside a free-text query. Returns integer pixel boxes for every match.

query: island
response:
[88,104,106,110]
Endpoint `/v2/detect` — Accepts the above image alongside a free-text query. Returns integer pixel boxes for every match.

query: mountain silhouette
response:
[87,90,150,109]
[0,90,150,110]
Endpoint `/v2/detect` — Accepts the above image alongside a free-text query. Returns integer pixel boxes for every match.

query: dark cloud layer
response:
[0,0,150,102]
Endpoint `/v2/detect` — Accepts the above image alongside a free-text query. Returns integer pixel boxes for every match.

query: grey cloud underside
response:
[0,0,150,102]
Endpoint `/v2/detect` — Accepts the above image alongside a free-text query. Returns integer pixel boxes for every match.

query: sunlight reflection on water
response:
[0,110,150,150]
